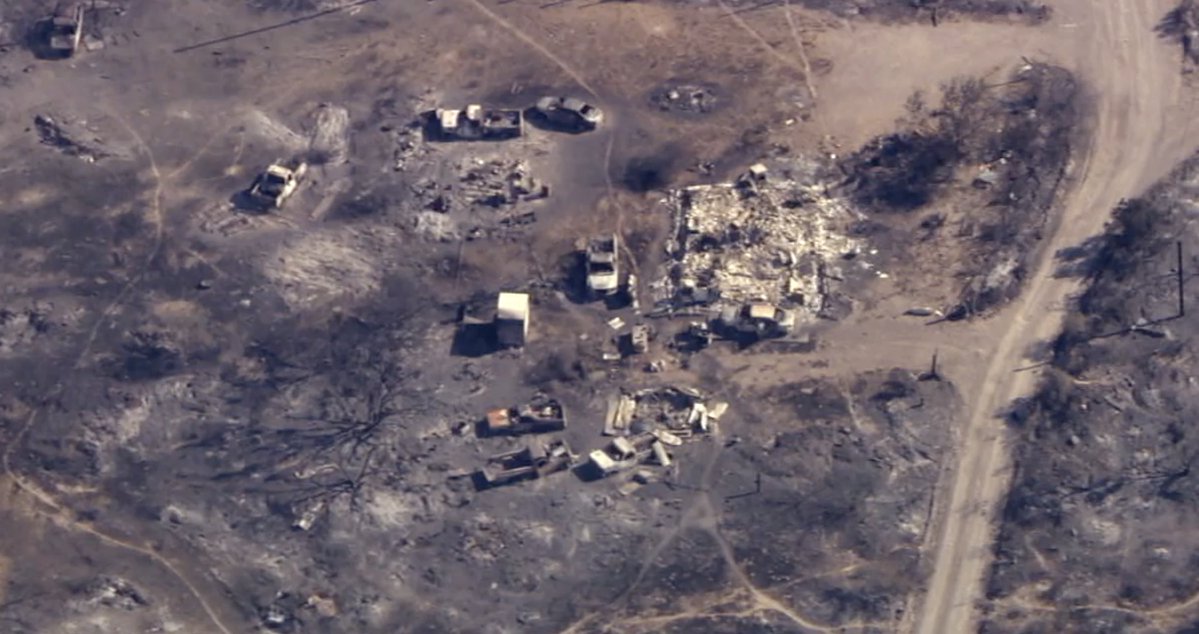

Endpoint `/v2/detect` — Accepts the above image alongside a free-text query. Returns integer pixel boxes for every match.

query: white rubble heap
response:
[659,158,861,321]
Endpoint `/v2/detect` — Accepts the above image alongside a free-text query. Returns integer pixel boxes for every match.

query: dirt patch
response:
[260,228,389,309]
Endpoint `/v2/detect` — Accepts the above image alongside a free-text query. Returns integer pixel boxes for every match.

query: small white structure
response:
[495,292,530,348]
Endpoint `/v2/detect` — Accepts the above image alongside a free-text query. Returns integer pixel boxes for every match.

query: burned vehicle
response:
[432,105,523,141]
[248,161,307,209]
[483,396,567,436]
[46,2,85,58]
[533,96,604,132]
[714,302,796,341]
[585,234,620,298]
[477,440,574,488]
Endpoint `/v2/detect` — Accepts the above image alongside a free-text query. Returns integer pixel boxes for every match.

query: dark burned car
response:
[533,96,604,132]
[476,440,574,489]
[715,302,796,342]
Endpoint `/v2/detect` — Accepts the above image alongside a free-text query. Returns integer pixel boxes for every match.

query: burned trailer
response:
[482,396,567,437]
[432,105,523,141]
[476,440,574,489]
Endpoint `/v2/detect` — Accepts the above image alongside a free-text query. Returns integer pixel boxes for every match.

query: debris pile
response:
[650,83,720,115]
[407,157,549,241]
[603,386,725,439]
[33,113,129,162]
[658,159,860,322]
[457,159,549,208]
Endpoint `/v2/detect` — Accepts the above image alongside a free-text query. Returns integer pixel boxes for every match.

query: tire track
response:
[715,0,808,76]
[913,0,1194,631]
[73,113,166,368]
[4,118,241,634]
[782,0,820,102]
[461,0,598,97]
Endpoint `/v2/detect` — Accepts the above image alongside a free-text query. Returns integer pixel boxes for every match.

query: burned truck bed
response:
[430,105,523,141]
[482,396,567,436]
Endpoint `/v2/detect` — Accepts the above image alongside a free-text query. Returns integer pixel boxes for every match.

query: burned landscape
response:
[0,0,1197,634]
[984,155,1199,634]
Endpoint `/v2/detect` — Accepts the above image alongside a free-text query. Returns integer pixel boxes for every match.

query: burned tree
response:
[842,63,1080,317]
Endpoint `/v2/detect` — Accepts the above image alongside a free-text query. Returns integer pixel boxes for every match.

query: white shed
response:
[495,292,529,348]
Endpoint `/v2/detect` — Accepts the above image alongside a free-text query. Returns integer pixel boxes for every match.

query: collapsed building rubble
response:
[409,158,548,213]
[656,159,861,324]
[602,385,724,438]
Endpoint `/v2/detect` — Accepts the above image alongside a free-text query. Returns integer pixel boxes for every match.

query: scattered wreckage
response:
[483,396,566,436]
[432,105,523,141]
[533,96,604,132]
[459,159,549,208]
[603,385,724,438]
[248,160,307,209]
[587,424,695,479]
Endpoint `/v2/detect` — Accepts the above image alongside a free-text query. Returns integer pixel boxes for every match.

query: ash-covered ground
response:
[0,0,1080,633]
[982,154,1199,633]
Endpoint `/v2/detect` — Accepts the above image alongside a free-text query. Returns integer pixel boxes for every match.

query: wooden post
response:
[1178,241,1185,318]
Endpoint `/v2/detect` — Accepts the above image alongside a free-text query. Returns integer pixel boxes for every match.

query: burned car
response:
[585,234,620,298]
[477,440,574,489]
[533,96,604,132]
[714,302,796,341]
[248,161,307,209]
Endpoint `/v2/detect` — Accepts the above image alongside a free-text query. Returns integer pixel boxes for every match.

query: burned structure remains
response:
[657,160,860,327]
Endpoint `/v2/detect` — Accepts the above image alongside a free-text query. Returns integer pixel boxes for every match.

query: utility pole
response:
[1177,241,1185,318]
[920,349,941,382]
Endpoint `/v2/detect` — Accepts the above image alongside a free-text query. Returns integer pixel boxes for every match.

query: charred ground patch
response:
[840,63,1082,315]
[712,369,958,630]
[983,153,1199,633]
[697,0,1049,23]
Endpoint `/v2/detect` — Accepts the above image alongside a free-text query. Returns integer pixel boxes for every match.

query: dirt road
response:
[913,1,1199,632]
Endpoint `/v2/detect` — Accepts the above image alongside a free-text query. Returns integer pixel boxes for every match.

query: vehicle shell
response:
[535,96,604,131]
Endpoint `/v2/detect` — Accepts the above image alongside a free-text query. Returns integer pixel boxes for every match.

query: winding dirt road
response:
[913,1,1199,632]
